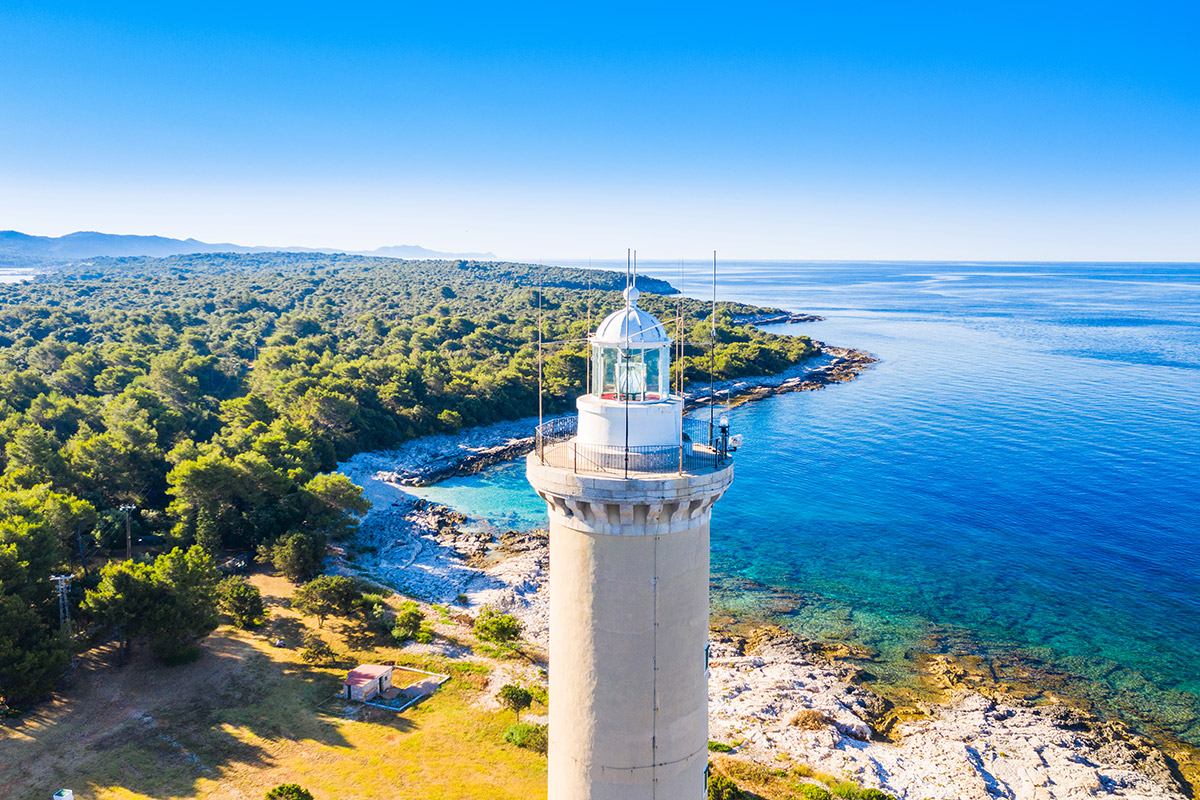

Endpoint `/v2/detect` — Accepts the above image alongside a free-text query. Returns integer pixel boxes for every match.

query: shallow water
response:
[400,261,1200,744]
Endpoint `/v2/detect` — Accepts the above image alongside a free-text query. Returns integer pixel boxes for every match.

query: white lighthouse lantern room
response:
[577,284,684,454]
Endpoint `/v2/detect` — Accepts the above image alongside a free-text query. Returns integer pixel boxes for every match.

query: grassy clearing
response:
[0,573,547,800]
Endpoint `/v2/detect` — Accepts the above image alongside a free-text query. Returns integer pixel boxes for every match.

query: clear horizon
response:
[2,2,1197,262]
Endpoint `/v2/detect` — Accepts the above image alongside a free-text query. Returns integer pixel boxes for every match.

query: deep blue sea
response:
[411,261,1200,744]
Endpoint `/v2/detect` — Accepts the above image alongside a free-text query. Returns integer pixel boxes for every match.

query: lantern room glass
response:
[592,344,670,401]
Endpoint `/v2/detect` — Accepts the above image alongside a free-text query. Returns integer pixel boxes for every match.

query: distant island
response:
[0,229,497,269]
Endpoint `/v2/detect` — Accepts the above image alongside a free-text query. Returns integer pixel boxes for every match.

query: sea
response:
[405,261,1200,747]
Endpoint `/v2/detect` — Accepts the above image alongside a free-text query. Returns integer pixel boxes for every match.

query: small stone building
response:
[343,664,393,702]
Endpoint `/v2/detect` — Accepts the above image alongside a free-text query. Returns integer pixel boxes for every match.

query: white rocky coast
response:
[334,415,1186,800]
[707,628,1185,800]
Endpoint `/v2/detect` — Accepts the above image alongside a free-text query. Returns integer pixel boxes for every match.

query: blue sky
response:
[1,1,1197,260]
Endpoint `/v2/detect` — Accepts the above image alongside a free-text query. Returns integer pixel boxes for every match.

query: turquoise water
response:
[408,262,1200,743]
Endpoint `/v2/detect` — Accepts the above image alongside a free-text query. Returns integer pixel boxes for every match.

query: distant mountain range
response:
[0,230,496,268]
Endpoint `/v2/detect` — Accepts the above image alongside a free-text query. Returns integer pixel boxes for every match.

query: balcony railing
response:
[534,415,731,477]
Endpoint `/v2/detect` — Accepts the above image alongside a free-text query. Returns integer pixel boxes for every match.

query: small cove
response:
[363,261,1200,752]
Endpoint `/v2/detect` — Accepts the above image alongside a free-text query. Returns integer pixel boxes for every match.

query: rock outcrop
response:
[707,627,1186,800]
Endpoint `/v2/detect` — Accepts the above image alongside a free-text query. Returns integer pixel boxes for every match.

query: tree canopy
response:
[0,251,818,707]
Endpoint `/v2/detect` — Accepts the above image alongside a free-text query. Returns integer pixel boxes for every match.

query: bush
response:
[504,722,548,754]
[797,784,832,800]
[473,606,521,643]
[359,591,388,607]
[831,781,859,799]
[391,600,426,641]
[708,772,744,800]
[708,740,734,752]
[299,634,336,665]
[790,708,832,730]
[217,577,266,628]
[859,791,896,800]
[265,785,314,800]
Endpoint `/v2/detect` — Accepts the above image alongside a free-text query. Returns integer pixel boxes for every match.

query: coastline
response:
[373,343,878,488]
[330,463,1189,799]
[329,330,1189,798]
[334,429,1190,793]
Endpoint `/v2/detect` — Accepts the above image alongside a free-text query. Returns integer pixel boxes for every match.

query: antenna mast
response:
[538,273,544,458]
[624,251,631,479]
[677,259,684,395]
[586,261,592,395]
[709,251,716,448]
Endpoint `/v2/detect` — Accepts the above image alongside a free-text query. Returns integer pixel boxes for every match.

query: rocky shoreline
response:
[333,459,1189,800]
[731,311,826,326]
[331,322,1186,799]
[708,627,1185,800]
[373,343,877,487]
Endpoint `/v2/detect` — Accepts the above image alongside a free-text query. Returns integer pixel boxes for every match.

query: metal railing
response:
[534,415,731,477]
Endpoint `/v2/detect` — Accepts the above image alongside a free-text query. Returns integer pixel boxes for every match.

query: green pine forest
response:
[0,252,819,709]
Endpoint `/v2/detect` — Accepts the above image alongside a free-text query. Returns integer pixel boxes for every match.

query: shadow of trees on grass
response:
[0,627,413,800]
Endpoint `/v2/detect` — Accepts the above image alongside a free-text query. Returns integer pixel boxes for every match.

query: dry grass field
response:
[0,574,547,800]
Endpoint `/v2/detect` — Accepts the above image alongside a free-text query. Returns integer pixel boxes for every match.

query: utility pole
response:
[120,504,136,560]
[50,574,72,634]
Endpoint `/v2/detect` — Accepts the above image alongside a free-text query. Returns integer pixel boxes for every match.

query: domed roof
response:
[592,285,670,345]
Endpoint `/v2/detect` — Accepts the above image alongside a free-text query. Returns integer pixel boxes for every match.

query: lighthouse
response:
[526,282,735,800]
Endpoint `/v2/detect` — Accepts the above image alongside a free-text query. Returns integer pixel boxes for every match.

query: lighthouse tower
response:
[526,283,734,800]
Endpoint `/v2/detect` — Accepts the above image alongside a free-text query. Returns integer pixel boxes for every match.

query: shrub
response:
[265,784,314,800]
[455,592,469,605]
[504,722,548,753]
[497,683,533,722]
[217,577,266,628]
[708,740,734,752]
[797,784,832,800]
[359,591,388,608]
[830,781,859,798]
[708,772,744,800]
[474,606,521,643]
[299,634,336,665]
[790,708,832,730]
[391,601,426,641]
[859,791,896,800]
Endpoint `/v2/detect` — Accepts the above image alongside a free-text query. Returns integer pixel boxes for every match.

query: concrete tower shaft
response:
[527,459,734,800]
